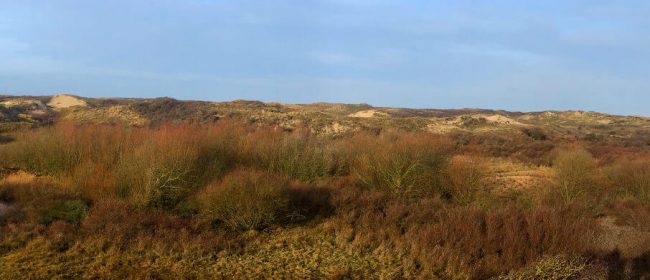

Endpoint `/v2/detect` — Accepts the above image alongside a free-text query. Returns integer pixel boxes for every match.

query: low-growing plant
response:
[608,160,650,206]
[116,142,199,209]
[496,255,602,280]
[522,127,548,141]
[114,124,238,209]
[197,169,293,230]
[351,133,448,200]
[444,155,486,205]
[242,128,338,181]
[37,199,88,225]
[551,148,597,205]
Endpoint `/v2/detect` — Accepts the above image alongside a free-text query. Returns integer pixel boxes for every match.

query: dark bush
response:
[38,199,89,225]
[522,127,547,140]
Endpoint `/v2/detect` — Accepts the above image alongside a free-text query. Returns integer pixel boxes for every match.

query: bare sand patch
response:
[47,94,88,109]
[348,110,387,118]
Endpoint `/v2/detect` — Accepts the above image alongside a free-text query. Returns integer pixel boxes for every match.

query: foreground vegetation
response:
[1,120,649,279]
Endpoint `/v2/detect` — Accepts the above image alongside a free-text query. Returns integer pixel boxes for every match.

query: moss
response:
[496,255,604,280]
[38,199,88,225]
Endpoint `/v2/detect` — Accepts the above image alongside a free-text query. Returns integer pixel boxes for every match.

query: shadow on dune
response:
[0,134,14,144]
[605,250,650,280]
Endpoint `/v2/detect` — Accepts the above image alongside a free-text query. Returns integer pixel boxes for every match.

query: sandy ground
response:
[348,110,387,118]
[47,94,88,109]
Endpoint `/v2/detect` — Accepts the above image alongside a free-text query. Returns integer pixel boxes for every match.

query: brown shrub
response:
[444,155,487,205]
[607,159,650,206]
[240,127,339,181]
[414,206,597,278]
[551,148,598,205]
[606,198,650,231]
[349,133,449,200]
[325,182,598,279]
[197,169,294,230]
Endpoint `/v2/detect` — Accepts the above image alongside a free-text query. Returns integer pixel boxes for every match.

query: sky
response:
[0,1,649,116]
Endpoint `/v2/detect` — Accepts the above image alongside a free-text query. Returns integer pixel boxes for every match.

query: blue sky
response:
[1,1,649,115]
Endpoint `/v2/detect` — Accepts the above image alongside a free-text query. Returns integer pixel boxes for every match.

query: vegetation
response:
[0,117,649,279]
[551,147,597,205]
[198,169,294,230]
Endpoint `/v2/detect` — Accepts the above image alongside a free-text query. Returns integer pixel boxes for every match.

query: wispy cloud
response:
[447,43,549,64]
[308,49,408,68]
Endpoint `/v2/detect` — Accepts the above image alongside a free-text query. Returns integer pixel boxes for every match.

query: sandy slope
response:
[47,94,88,109]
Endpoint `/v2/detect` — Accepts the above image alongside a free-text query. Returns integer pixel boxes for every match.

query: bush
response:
[242,129,338,181]
[608,160,650,206]
[444,155,486,205]
[522,127,548,141]
[197,169,293,230]
[552,148,597,205]
[351,133,448,200]
[0,126,81,175]
[115,141,200,209]
[415,206,598,278]
[114,124,237,209]
[0,123,133,176]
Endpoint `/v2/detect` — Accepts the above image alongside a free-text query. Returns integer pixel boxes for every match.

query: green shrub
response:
[198,169,292,230]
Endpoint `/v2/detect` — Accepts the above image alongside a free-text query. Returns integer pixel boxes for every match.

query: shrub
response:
[444,155,486,205]
[522,127,548,141]
[115,141,199,209]
[68,161,116,202]
[415,206,598,278]
[242,128,338,181]
[0,123,133,176]
[0,125,81,175]
[551,148,597,205]
[114,124,237,209]
[197,169,293,230]
[608,160,650,206]
[351,133,448,200]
